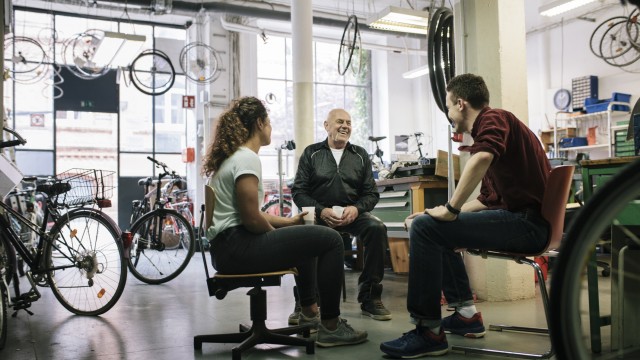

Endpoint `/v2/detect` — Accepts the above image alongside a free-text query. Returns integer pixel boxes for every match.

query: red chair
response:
[452,165,575,359]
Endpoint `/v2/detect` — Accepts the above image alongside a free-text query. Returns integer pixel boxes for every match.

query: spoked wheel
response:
[179,42,222,84]
[128,209,195,284]
[0,283,6,350]
[338,15,361,75]
[598,19,640,67]
[45,210,126,316]
[0,234,13,350]
[550,159,640,359]
[129,49,176,96]
[261,199,293,217]
[3,35,48,84]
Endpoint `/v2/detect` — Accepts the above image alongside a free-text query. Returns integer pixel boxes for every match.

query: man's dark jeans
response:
[407,209,549,325]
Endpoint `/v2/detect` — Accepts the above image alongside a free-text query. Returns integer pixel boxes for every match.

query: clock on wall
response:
[554,88,572,111]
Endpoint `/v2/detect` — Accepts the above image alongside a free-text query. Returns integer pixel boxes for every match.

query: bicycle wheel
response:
[0,281,6,350]
[128,208,195,284]
[551,159,640,359]
[0,232,12,350]
[261,198,293,217]
[338,15,359,75]
[45,209,126,316]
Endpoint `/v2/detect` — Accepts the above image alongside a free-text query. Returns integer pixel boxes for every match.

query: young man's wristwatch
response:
[445,202,461,215]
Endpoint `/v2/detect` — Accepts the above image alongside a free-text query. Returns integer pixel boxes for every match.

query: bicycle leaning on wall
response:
[126,156,195,285]
[0,127,127,350]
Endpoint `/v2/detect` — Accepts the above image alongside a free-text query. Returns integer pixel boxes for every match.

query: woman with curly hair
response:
[202,96,367,347]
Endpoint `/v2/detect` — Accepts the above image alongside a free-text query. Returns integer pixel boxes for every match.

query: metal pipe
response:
[219,17,428,56]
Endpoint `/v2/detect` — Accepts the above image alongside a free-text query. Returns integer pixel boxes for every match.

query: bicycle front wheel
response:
[128,209,195,284]
[0,281,6,350]
[45,209,126,316]
[551,159,640,359]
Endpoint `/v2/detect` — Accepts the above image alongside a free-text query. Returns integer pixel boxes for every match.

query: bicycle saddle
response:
[138,177,153,186]
[368,136,386,142]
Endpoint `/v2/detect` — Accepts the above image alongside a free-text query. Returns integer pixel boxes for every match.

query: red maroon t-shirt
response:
[459,107,551,212]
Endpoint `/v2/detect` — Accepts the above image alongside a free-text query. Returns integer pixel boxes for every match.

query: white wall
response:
[526,1,639,139]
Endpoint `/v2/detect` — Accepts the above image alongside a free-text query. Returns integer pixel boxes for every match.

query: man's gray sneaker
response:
[298,311,320,333]
[316,318,368,347]
[361,299,392,320]
[288,301,301,325]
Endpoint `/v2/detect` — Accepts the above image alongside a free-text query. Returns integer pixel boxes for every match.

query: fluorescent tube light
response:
[368,6,430,35]
[402,64,429,79]
[539,0,598,17]
[92,31,146,67]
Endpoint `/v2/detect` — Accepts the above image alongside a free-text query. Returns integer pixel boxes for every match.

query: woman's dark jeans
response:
[210,224,344,320]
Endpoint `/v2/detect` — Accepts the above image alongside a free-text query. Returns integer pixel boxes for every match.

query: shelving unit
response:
[553,101,630,158]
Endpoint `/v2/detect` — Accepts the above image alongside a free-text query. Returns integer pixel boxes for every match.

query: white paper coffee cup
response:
[302,206,315,225]
[332,205,345,218]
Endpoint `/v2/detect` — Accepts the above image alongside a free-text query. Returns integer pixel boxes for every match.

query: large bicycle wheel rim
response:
[45,210,126,316]
[0,285,6,350]
[127,209,194,284]
[551,160,640,359]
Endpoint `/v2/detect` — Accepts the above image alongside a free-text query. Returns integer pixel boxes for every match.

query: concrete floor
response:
[0,252,625,359]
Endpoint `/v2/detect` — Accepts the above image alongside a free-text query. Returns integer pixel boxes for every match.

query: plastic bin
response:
[559,137,588,148]
[585,101,630,114]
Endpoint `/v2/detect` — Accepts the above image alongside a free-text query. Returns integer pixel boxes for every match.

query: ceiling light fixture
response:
[402,64,429,79]
[539,0,598,17]
[368,6,430,35]
[92,31,146,67]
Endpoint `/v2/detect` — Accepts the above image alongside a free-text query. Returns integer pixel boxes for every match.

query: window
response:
[256,35,372,179]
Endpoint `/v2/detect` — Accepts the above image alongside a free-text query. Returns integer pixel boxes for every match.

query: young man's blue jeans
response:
[407,209,549,326]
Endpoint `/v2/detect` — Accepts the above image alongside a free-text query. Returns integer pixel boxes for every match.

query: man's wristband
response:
[445,202,461,215]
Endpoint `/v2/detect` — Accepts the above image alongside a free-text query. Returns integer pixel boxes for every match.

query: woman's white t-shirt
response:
[206,146,263,240]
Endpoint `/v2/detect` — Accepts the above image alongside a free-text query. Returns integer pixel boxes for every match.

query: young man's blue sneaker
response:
[441,312,486,338]
[380,327,448,358]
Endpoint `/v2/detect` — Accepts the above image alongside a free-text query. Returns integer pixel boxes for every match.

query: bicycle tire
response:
[45,208,126,316]
[261,199,293,218]
[550,159,640,359]
[0,232,14,350]
[128,208,195,284]
[338,15,358,75]
[0,230,17,289]
[589,16,628,59]
[0,281,6,350]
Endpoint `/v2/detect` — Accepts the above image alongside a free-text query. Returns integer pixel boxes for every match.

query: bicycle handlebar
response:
[1,127,27,149]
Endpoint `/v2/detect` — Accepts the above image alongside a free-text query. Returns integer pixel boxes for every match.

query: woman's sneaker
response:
[298,311,320,333]
[288,301,301,325]
[380,327,448,358]
[316,318,368,347]
[441,312,486,338]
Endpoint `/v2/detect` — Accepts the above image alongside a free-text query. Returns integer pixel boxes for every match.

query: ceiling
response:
[11,0,434,31]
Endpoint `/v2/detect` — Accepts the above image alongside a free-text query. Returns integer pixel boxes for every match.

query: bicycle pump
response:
[277,140,295,216]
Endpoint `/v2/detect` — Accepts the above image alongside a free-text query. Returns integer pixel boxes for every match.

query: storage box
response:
[611,92,631,103]
[0,154,23,198]
[559,137,588,148]
[572,75,598,111]
[585,101,630,114]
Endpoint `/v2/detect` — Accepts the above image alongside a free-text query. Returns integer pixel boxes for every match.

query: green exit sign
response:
[80,100,94,109]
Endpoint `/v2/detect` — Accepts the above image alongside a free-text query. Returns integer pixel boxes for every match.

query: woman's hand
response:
[291,211,307,225]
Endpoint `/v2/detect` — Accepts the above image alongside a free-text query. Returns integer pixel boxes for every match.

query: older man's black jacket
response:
[292,138,379,216]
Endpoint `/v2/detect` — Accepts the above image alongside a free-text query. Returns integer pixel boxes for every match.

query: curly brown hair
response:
[202,96,268,176]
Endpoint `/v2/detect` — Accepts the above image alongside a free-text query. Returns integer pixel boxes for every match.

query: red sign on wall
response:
[182,95,195,108]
